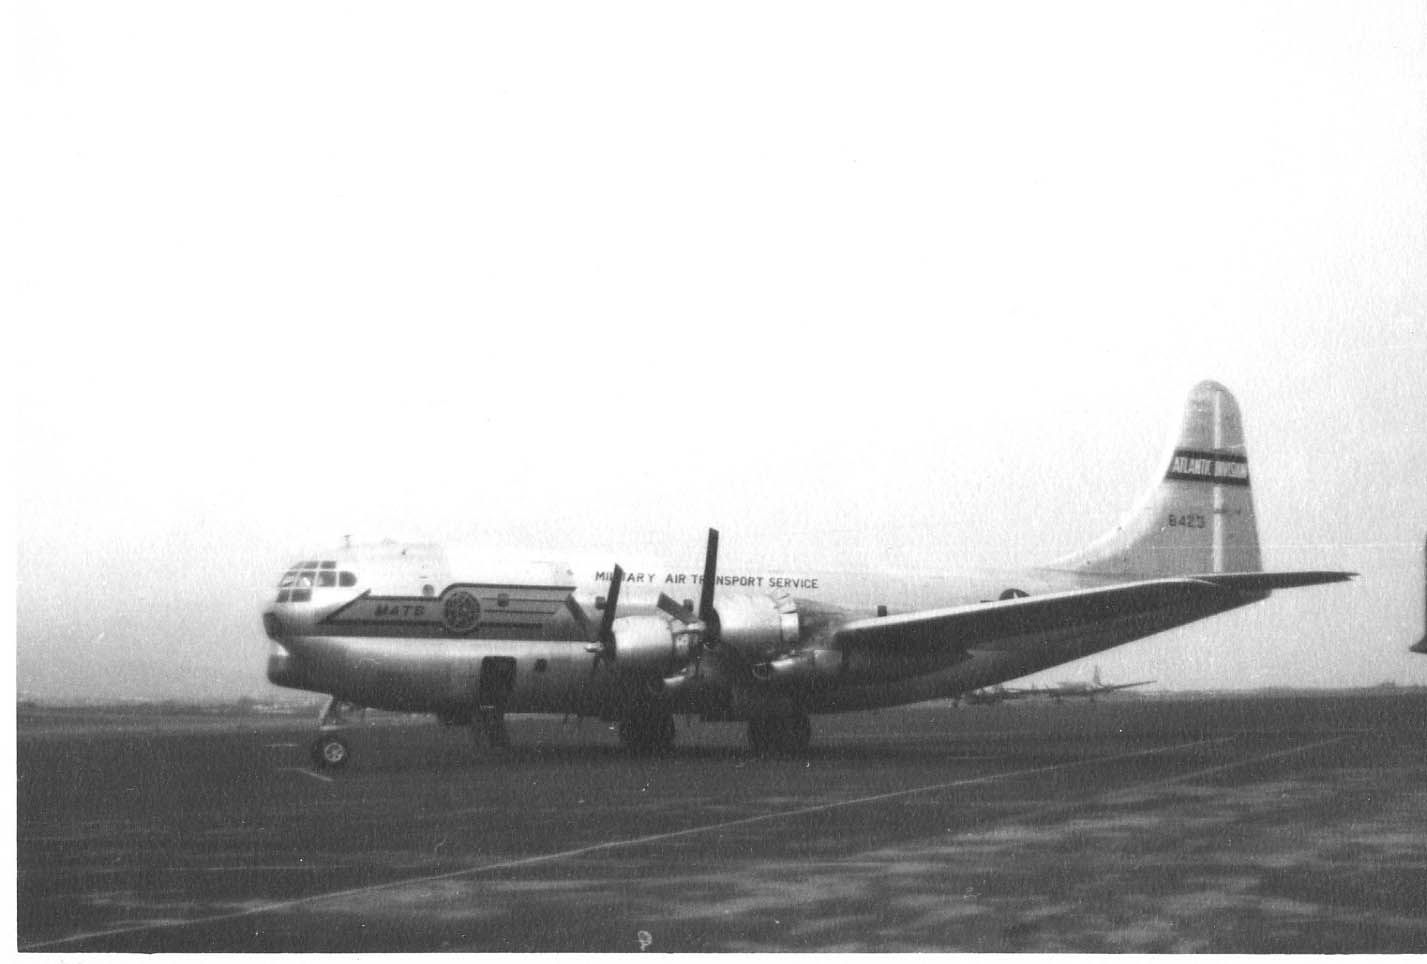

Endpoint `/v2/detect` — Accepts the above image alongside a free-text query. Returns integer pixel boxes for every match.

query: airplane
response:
[1042,666,1155,702]
[261,380,1354,767]
[961,667,1153,705]
[958,685,1039,706]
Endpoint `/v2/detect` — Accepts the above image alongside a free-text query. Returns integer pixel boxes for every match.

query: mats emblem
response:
[441,590,482,634]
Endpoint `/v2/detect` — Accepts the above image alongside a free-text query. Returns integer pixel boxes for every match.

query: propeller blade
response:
[697,529,719,621]
[565,595,595,641]
[597,564,624,647]
[697,528,721,645]
[588,565,625,680]
[656,592,695,622]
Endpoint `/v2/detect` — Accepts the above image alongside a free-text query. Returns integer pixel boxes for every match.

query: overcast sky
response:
[11,1,1427,701]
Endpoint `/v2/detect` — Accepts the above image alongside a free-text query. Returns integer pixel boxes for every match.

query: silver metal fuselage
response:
[262,543,1243,720]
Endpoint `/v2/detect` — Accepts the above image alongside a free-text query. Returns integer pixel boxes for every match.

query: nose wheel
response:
[311,733,351,769]
[311,697,359,769]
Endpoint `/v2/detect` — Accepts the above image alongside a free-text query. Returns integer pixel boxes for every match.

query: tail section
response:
[1053,380,1262,579]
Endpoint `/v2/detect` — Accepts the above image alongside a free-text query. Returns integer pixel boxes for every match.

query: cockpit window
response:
[275,560,347,602]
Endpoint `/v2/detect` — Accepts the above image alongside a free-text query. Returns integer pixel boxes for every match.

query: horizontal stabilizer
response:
[1195,571,1356,593]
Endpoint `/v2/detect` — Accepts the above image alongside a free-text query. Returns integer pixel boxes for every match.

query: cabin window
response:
[339,571,357,587]
[317,571,336,587]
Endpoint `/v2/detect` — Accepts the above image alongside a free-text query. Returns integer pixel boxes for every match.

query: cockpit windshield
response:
[275,560,357,602]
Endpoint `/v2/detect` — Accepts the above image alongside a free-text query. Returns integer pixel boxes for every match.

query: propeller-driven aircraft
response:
[962,667,1153,705]
[261,381,1353,767]
[1042,666,1155,702]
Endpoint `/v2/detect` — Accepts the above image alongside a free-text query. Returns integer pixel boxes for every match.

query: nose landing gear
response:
[311,732,351,769]
[310,697,362,770]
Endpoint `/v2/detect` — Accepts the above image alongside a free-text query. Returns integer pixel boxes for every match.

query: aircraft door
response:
[476,657,517,748]
[478,657,517,713]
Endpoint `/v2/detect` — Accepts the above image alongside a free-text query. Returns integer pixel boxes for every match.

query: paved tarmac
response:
[16,692,1427,952]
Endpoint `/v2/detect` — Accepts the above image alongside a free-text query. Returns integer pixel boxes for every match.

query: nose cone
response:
[266,640,307,688]
[262,609,312,690]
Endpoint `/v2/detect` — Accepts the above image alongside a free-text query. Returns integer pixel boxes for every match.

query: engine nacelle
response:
[751,649,843,685]
[714,592,800,660]
[610,614,694,676]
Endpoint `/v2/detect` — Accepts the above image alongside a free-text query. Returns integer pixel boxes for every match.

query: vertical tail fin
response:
[1052,380,1262,579]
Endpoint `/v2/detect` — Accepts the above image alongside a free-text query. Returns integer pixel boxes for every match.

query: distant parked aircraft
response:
[961,666,1154,705]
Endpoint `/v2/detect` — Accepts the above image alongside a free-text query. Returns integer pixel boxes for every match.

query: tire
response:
[311,734,350,769]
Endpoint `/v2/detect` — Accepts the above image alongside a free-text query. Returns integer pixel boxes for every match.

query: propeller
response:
[584,530,723,681]
[654,528,722,678]
[585,564,625,673]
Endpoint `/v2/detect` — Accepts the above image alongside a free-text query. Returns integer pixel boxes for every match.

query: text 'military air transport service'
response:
[261,381,1354,767]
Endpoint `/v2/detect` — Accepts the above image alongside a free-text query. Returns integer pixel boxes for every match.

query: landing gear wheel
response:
[618,710,676,755]
[747,712,812,757]
[311,734,350,769]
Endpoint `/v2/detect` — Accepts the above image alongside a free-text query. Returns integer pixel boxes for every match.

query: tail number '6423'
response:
[1168,514,1207,529]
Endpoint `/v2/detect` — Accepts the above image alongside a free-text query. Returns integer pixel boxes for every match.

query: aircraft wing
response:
[831,571,1354,660]
[1094,680,1155,693]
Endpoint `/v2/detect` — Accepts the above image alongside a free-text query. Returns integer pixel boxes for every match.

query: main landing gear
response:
[747,711,812,757]
[310,697,361,769]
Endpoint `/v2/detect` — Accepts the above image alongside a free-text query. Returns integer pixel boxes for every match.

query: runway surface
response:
[17,692,1427,952]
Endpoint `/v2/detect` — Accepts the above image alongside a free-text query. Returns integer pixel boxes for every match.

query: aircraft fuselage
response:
[262,544,1240,721]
